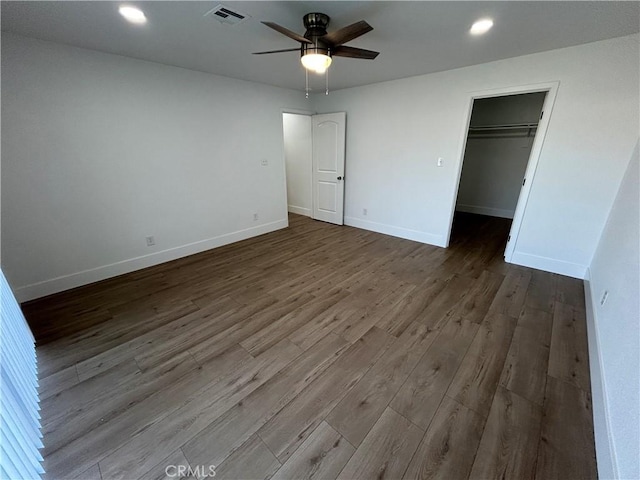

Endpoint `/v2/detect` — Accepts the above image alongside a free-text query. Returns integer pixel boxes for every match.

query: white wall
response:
[456,93,545,219]
[283,113,312,217]
[314,34,639,278]
[586,141,639,480]
[1,34,308,301]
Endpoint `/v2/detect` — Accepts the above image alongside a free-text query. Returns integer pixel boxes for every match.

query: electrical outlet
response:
[261,159,268,166]
[253,213,259,221]
[363,208,368,216]
[145,236,155,247]
[437,157,444,167]
[600,290,609,306]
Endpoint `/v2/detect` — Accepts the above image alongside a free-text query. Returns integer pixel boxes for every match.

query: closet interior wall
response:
[456,92,547,219]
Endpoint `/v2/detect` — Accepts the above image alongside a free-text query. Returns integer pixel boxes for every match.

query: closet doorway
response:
[448,83,558,262]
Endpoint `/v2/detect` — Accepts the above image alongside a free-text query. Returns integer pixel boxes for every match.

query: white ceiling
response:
[2,1,638,91]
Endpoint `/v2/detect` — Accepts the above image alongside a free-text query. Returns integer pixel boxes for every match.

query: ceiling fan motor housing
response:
[302,13,331,56]
[303,13,330,36]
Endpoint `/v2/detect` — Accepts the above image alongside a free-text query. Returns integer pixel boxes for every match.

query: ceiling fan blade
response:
[333,45,379,60]
[323,20,373,46]
[253,48,301,55]
[262,21,312,44]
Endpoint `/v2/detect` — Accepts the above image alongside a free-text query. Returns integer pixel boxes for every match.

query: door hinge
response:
[540,111,544,120]
[522,178,526,186]
[507,235,511,242]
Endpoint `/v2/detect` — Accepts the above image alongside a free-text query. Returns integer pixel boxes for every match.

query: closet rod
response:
[468,123,538,131]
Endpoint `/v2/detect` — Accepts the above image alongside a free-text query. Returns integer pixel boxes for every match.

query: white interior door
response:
[312,112,346,225]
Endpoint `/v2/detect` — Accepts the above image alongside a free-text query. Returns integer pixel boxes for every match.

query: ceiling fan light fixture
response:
[470,18,493,35]
[118,5,147,24]
[301,53,332,74]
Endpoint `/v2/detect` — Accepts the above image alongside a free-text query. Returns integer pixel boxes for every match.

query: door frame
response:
[445,81,560,262]
[281,108,315,223]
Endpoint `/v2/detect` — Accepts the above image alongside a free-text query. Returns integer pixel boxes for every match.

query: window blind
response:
[0,269,44,480]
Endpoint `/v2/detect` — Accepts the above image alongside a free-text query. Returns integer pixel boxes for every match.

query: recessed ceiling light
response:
[119,6,147,25]
[470,18,493,35]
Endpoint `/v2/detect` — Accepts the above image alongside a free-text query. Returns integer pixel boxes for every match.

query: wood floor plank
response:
[43,345,254,479]
[487,270,532,318]
[230,265,299,305]
[449,270,505,324]
[450,222,504,279]
[114,296,240,370]
[337,407,423,480]
[525,270,558,313]
[31,277,193,348]
[213,435,281,480]
[332,284,414,343]
[384,246,447,285]
[98,339,301,479]
[38,364,79,401]
[555,275,586,310]
[138,450,196,480]
[343,271,414,308]
[288,303,361,351]
[41,357,141,427]
[417,274,475,329]
[469,386,542,480]
[326,321,439,446]
[266,265,341,301]
[29,307,113,346]
[431,314,482,353]
[240,289,350,356]
[271,422,355,480]
[73,463,102,480]
[447,313,517,417]
[535,376,597,479]
[187,292,314,365]
[42,352,199,456]
[500,306,553,405]
[184,267,283,306]
[35,298,199,378]
[181,333,350,470]
[403,396,486,480]
[375,277,446,337]
[78,295,240,376]
[390,317,478,430]
[548,301,591,393]
[257,327,394,462]
[290,240,377,283]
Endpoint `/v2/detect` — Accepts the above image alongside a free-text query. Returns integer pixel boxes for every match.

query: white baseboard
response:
[456,204,515,219]
[15,219,288,303]
[510,251,587,279]
[288,205,311,217]
[584,269,618,480]
[344,216,446,247]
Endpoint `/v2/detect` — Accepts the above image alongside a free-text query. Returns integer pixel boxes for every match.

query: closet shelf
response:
[468,123,538,138]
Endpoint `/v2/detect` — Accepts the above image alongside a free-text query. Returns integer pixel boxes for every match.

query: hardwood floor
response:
[23,212,597,480]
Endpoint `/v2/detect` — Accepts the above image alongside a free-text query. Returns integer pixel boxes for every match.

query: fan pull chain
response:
[305,69,309,99]
[325,68,329,96]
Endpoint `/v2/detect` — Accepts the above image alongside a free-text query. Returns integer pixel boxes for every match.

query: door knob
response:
[337,176,343,180]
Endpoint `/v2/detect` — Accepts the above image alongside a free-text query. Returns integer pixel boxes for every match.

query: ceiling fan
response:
[254,13,379,74]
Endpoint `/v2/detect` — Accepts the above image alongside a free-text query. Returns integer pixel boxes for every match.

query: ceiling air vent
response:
[204,5,249,26]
